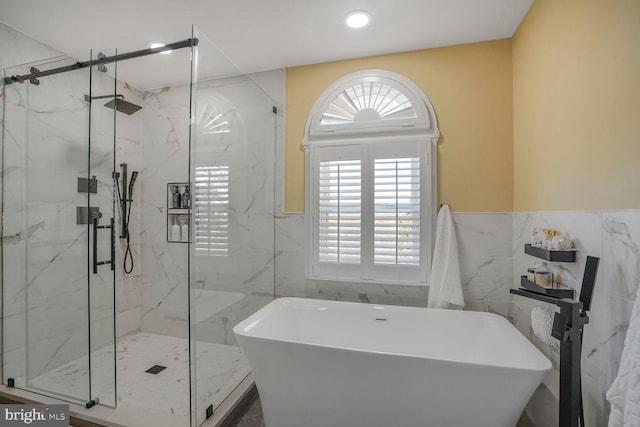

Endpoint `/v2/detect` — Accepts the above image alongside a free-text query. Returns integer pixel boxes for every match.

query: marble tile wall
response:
[0,22,61,70]
[137,83,191,339]
[275,212,514,315]
[1,22,143,397]
[137,71,280,426]
[3,63,91,389]
[138,70,282,348]
[2,21,281,414]
[513,210,640,427]
[276,209,640,427]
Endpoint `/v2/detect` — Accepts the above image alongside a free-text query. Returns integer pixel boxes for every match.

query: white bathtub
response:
[233,297,551,427]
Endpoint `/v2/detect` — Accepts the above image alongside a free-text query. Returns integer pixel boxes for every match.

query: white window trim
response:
[304,69,439,145]
[304,70,439,286]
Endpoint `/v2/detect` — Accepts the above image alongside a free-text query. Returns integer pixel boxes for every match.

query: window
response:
[194,166,229,256]
[304,70,439,285]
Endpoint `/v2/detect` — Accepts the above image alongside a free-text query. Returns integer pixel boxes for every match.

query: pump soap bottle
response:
[182,185,190,209]
[172,186,181,209]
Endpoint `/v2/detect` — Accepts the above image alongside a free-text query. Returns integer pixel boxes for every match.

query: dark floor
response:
[230,395,535,427]
[231,395,265,427]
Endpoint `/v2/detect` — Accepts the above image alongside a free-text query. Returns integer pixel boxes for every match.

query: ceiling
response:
[0,0,533,89]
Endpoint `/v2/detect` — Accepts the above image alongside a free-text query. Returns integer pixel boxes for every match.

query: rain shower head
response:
[104,97,143,115]
[84,94,142,115]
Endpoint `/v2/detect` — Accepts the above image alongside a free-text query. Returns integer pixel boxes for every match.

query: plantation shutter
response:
[194,166,229,256]
[318,159,362,264]
[373,157,421,265]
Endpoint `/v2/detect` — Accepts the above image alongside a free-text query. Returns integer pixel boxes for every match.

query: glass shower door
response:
[1,52,117,407]
[189,27,277,426]
[87,49,118,408]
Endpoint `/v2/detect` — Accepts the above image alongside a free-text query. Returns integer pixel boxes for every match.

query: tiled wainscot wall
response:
[512,210,640,427]
[275,209,640,427]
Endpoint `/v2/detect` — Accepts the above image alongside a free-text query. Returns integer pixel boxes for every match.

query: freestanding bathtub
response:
[233,297,551,427]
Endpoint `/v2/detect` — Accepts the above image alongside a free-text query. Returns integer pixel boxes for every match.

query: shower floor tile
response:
[29,332,248,427]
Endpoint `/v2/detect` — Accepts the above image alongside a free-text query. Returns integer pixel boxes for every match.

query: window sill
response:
[306,275,428,287]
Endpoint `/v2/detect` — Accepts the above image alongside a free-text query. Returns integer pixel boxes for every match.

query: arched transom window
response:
[304,70,439,285]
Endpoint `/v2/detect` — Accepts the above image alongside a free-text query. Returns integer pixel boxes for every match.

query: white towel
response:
[607,284,640,427]
[427,204,464,310]
[531,306,559,347]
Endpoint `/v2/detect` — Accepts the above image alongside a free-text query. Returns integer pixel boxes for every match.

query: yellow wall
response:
[285,39,514,212]
[513,0,640,211]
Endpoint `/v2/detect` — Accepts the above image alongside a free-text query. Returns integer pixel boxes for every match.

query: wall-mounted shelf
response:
[524,243,576,262]
[168,208,189,215]
[511,254,600,427]
[520,276,575,299]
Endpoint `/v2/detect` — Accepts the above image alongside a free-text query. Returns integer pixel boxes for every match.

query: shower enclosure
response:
[1,26,276,426]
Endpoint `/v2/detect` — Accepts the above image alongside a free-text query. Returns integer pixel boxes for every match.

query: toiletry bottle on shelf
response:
[181,216,188,242]
[182,185,190,209]
[172,186,181,209]
[171,217,180,241]
[534,262,551,287]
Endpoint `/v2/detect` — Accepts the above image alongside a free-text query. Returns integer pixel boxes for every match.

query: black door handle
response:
[93,217,98,274]
[93,217,114,274]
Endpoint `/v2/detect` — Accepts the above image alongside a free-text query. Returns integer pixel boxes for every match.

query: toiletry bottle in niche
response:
[182,185,190,209]
[181,216,189,242]
[171,217,181,242]
[172,186,181,209]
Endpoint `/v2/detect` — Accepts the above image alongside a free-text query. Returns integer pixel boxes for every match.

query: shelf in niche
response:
[168,208,189,215]
[520,276,575,299]
[524,244,576,262]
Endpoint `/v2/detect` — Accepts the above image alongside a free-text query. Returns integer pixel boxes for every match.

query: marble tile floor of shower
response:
[29,332,249,427]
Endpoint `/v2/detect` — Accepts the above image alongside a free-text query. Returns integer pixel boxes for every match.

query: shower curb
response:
[205,372,258,427]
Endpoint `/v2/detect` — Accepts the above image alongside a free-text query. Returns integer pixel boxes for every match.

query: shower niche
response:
[167,182,190,243]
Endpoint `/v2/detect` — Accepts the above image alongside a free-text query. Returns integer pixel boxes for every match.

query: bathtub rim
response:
[233,297,552,373]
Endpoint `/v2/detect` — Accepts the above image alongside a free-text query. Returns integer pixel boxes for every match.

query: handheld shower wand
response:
[116,164,138,274]
[128,171,139,197]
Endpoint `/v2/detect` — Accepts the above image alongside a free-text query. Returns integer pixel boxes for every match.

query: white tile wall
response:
[275,212,514,312]
[513,210,640,426]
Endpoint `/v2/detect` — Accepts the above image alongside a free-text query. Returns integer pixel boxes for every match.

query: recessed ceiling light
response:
[344,11,372,29]
[149,42,171,55]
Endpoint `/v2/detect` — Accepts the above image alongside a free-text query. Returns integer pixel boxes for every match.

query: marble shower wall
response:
[137,84,191,339]
[190,74,278,347]
[275,212,514,315]
[1,21,143,395]
[138,70,280,346]
[2,58,93,393]
[0,22,64,386]
[513,210,640,427]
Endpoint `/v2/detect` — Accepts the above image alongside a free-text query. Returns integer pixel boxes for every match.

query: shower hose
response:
[116,179,134,274]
